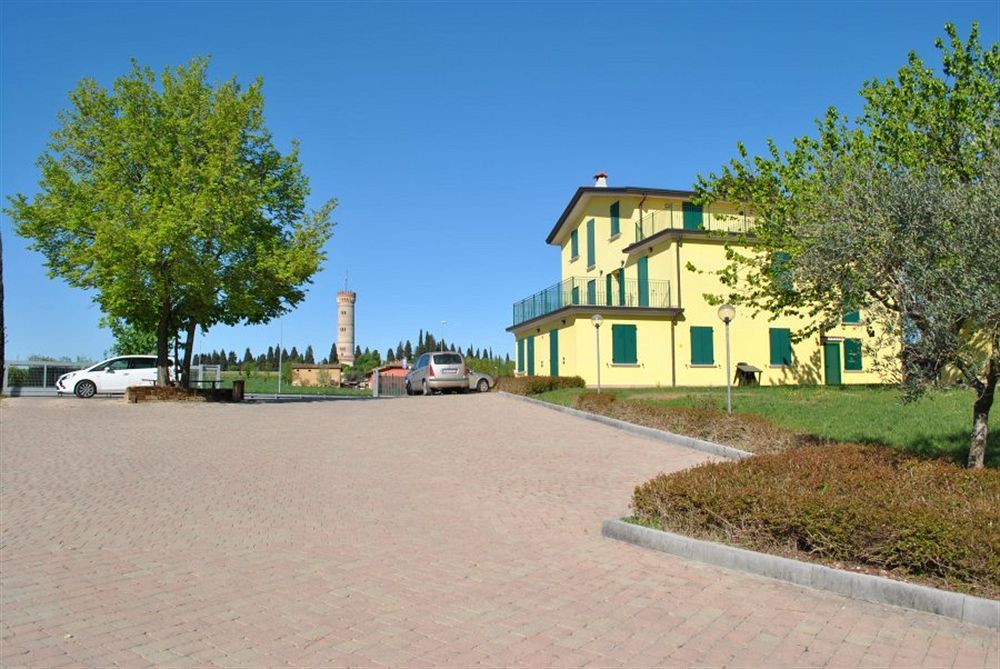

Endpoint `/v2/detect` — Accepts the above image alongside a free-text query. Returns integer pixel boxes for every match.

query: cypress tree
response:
[386,348,395,362]
[395,342,404,360]
[404,340,413,360]
[289,346,300,362]
[266,346,275,370]
[304,345,314,364]
[243,347,253,363]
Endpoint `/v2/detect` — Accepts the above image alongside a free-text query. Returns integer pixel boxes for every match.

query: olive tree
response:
[696,24,999,467]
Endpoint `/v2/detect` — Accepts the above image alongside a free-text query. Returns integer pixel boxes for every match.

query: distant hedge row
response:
[494,375,585,395]
[632,443,1000,599]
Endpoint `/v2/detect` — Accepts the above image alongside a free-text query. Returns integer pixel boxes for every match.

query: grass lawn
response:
[216,371,370,397]
[533,385,997,467]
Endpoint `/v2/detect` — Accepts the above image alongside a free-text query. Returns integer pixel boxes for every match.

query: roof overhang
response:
[507,305,684,334]
[622,228,757,257]
[546,186,696,246]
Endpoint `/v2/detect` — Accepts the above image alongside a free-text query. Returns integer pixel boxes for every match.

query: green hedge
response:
[494,375,586,395]
[632,444,1000,598]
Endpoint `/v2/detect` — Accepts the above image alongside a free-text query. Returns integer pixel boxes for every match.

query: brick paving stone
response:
[1,394,997,668]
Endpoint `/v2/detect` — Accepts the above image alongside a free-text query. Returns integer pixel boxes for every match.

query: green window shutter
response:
[682,202,703,230]
[610,201,620,237]
[571,229,579,258]
[517,339,524,372]
[586,219,595,267]
[527,337,535,375]
[549,329,559,377]
[844,338,863,370]
[587,279,596,305]
[769,328,792,366]
[843,310,861,324]
[690,326,714,365]
[571,286,579,305]
[605,274,613,306]
[770,251,793,292]
[618,267,626,306]
[612,325,637,364]
[637,257,649,307]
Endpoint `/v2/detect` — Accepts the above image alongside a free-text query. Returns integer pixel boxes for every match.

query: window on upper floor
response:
[570,229,579,259]
[612,324,638,364]
[586,218,596,268]
[843,310,861,324]
[610,201,620,237]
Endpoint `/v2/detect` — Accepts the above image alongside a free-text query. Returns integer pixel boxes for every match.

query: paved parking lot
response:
[1,394,997,667]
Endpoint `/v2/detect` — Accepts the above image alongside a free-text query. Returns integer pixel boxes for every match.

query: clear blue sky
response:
[2,1,996,362]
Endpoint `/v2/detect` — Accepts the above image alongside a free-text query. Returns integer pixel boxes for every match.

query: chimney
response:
[593,172,608,187]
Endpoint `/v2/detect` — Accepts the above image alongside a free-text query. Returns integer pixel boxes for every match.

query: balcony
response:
[512,276,673,327]
[633,208,753,242]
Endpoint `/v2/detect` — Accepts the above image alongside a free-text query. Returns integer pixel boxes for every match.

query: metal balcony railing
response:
[633,208,753,242]
[512,276,672,326]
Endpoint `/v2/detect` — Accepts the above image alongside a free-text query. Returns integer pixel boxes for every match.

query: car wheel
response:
[405,380,413,396]
[422,380,432,396]
[477,379,489,393]
[74,380,97,398]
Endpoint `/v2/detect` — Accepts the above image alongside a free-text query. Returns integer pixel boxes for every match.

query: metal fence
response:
[512,276,672,326]
[372,371,407,397]
[3,360,93,396]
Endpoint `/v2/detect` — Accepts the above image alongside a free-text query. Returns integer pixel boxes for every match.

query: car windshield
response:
[433,354,462,365]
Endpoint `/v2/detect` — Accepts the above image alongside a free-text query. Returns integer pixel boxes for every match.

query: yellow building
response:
[507,174,891,388]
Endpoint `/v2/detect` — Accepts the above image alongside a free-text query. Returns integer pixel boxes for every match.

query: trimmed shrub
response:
[632,444,1000,598]
[494,375,586,396]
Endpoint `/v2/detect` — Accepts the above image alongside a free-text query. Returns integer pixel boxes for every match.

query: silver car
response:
[469,370,493,393]
[405,352,468,395]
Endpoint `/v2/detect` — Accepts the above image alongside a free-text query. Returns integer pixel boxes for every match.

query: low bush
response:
[632,444,1000,598]
[494,375,586,395]
[575,391,805,453]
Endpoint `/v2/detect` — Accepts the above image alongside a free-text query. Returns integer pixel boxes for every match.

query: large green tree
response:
[696,24,999,467]
[7,58,334,386]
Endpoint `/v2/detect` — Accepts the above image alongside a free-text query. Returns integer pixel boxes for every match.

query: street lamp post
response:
[717,304,736,414]
[591,314,603,393]
[440,320,447,351]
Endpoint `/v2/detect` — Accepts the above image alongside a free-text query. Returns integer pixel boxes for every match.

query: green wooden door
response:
[823,342,842,385]
[549,329,559,377]
[682,202,703,230]
[527,336,535,375]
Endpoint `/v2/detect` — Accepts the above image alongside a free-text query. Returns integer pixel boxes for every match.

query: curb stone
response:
[602,518,1000,629]
[497,391,752,461]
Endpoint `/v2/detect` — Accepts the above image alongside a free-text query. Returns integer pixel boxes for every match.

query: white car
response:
[56,355,171,398]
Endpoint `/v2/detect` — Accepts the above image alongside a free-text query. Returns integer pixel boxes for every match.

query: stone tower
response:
[336,290,357,365]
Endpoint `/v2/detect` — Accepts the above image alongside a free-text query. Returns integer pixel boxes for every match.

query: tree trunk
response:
[156,303,171,386]
[968,367,996,469]
[180,320,197,388]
